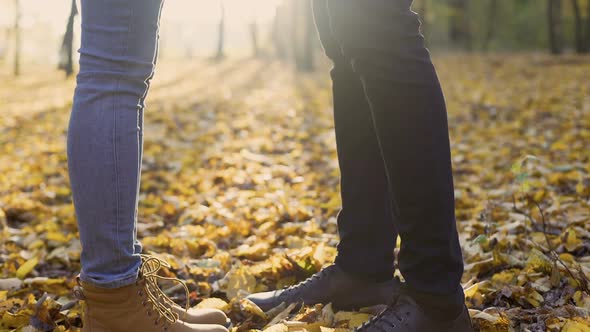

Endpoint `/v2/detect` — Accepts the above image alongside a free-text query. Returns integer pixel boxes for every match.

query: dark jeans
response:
[313,0,464,303]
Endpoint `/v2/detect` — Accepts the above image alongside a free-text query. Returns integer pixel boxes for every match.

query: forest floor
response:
[0,55,589,332]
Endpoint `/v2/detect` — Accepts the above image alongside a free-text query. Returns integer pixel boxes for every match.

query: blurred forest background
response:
[1,0,590,76]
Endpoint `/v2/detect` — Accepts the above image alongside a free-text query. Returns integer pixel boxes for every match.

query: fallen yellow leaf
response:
[16,257,39,280]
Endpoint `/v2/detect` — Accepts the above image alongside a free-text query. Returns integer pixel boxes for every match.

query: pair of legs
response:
[313,0,464,305]
[67,0,464,316]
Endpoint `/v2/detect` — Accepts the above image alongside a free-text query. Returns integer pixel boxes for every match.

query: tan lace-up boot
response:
[139,256,230,327]
[74,255,230,332]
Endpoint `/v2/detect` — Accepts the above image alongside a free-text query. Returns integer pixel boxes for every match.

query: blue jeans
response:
[67,0,164,288]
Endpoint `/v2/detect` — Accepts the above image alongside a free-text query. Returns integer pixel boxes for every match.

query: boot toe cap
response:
[184,308,228,326]
[246,290,285,312]
[177,322,230,332]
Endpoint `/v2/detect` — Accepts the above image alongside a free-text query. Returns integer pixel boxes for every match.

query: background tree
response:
[271,5,288,59]
[250,20,260,58]
[299,0,315,71]
[13,0,21,76]
[0,29,8,61]
[571,0,590,53]
[548,0,564,54]
[587,0,590,50]
[292,0,315,72]
[58,0,78,77]
[483,0,499,51]
[448,0,471,50]
[215,0,225,60]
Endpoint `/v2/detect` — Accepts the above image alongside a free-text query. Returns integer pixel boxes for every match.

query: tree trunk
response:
[448,0,471,50]
[584,3,590,53]
[483,0,498,52]
[250,21,259,58]
[215,1,225,60]
[586,0,590,52]
[59,0,78,77]
[292,0,315,71]
[583,0,590,52]
[548,0,564,54]
[272,5,288,59]
[571,0,586,53]
[299,0,315,71]
[14,0,20,76]
[291,0,300,66]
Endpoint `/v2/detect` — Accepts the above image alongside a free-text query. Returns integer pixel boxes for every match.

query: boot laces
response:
[283,265,333,296]
[138,254,191,327]
[357,294,405,332]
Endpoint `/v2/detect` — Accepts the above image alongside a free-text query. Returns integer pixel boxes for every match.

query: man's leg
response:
[313,0,397,282]
[246,0,398,312]
[325,0,467,321]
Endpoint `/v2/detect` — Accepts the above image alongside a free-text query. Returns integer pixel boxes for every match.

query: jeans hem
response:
[79,271,139,289]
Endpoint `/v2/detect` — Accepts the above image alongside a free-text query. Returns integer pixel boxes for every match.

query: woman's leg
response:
[67,0,164,289]
[67,3,234,330]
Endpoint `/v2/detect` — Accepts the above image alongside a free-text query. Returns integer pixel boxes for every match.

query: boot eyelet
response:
[73,287,86,300]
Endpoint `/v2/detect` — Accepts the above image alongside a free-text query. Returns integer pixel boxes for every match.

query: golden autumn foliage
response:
[0,55,589,331]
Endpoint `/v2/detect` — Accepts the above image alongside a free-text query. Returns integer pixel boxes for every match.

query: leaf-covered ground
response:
[0,55,589,332]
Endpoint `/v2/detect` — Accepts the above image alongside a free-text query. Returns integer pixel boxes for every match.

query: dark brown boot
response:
[355,294,473,332]
[246,264,397,311]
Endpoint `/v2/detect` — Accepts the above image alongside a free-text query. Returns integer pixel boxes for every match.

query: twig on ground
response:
[513,193,590,294]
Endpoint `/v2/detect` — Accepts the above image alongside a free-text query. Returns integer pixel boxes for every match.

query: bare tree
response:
[0,29,8,61]
[548,0,564,54]
[571,0,589,53]
[300,0,315,71]
[448,0,472,50]
[293,0,315,71]
[291,0,300,65]
[250,20,260,58]
[59,0,79,77]
[272,4,288,59]
[587,0,590,51]
[483,0,498,52]
[13,0,21,76]
[215,0,225,60]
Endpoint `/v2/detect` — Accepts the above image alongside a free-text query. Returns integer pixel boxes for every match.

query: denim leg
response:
[67,0,164,288]
[313,0,397,282]
[326,0,465,302]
